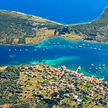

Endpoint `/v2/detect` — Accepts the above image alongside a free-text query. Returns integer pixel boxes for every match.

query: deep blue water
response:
[0,0,108,24]
[1,37,108,80]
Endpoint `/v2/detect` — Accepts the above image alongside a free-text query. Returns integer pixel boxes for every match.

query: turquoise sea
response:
[1,1,108,80]
[0,0,108,24]
[1,37,108,80]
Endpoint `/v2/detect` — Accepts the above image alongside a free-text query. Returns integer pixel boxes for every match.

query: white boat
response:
[95,68,98,70]
[93,47,97,50]
[102,64,106,67]
[79,46,82,48]
[9,49,11,52]
[91,64,95,66]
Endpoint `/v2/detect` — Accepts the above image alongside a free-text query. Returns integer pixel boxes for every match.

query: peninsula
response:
[1,8,108,45]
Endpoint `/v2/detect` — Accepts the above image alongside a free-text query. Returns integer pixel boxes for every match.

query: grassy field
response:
[62,33,85,40]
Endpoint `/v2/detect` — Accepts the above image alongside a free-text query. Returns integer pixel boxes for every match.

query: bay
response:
[1,37,108,80]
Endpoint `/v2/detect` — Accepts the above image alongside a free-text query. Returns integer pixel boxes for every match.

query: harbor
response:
[1,37,108,80]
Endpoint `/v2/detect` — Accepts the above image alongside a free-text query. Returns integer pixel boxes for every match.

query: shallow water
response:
[0,0,108,24]
[1,37,108,80]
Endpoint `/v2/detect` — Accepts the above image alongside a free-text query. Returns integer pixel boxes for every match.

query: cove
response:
[0,37,108,80]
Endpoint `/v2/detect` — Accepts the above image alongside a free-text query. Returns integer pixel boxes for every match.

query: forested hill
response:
[69,8,108,42]
[0,10,63,44]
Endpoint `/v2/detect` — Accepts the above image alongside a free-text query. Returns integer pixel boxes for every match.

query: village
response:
[15,64,108,107]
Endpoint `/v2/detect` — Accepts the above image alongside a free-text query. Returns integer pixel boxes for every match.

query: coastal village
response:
[1,1,108,108]
[0,64,107,107]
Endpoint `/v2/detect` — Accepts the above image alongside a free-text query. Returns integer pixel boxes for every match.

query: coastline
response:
[1,7,108,26]
[0,63,105,81]
[62,34,108,45]
[1,7,108,46]
[1,7,107,26]
[0,9,63,26]
[67,7,108,26]
[0,36,58,46]
[1,36,108,46]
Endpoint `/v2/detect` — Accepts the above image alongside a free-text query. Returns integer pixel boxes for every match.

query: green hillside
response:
[0,10,62,44]
[1,8,108,44]
[69,8,108,42]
